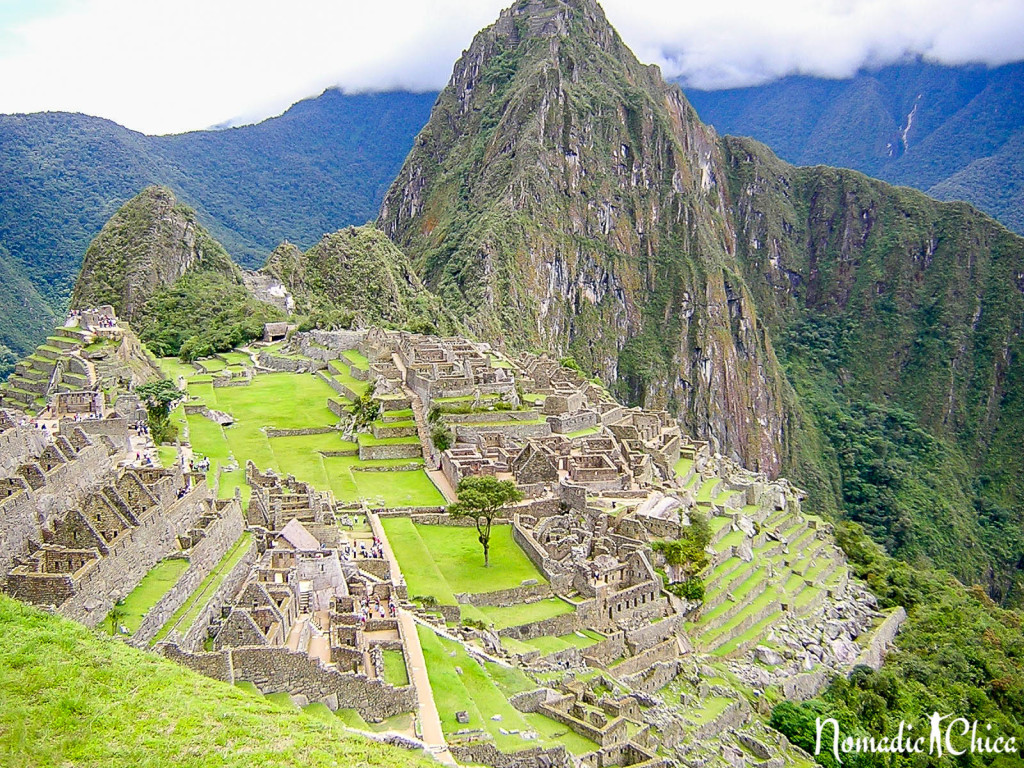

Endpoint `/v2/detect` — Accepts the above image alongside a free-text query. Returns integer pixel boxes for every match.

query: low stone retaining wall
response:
[498,610,578,642]
[854,607,907,670]
[457,583,554,607]
[264,426,338,438]
[257,352,325,373]
[454,422,552,440]
[162,644,415,722]
[448,742,569,768]
[358,441,422,461]
[693,699,748,740]
[609,639,678,678]
[621,660,681,694]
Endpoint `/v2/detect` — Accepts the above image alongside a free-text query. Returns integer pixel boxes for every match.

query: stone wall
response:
[499,610,578,641]
[607,640,679,678]
[448,742,569,768]
[443,410,542,425]
[546,410,598,434]
[620,660,681,694]
[583,633,625,667]
[854,607,907,670]
[457,583,554,607]
[257,352,325,373]
[65,417,131,453]
[264,427,337,438]
[127,501,244,648]
[60,485,211,628]
[455,422,551,441]
[0,425,47,474]
[624,615,681,655]
[357,443,422,461]
[160,534,258,652]
[160,643,416,722]
[0,441,111,579]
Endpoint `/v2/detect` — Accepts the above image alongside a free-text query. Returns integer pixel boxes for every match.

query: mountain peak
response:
[71,185,238,320]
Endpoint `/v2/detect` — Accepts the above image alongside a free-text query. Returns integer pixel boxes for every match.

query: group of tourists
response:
[355,594,398,624]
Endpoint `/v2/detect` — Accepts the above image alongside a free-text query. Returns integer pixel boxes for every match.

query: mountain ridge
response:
[686,59,1024,235]
[0,89,435,360]
[380,0,1024,599]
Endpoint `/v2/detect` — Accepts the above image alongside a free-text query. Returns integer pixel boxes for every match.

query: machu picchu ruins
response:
[0,311,908,768]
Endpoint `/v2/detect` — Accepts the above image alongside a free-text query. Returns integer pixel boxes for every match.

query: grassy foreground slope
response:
[0,595,431,768]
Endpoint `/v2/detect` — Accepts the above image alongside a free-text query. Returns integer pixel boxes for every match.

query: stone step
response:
[34,345,64,361]
[47,335,82,351]
[709,515,735,546]
[786,584,826,618]
[697,568,771,633]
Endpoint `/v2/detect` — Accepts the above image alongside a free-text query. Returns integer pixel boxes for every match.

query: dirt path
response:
[398,608,454,765]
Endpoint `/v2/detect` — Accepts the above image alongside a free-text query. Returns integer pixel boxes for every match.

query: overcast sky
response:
[0,0,1021,135]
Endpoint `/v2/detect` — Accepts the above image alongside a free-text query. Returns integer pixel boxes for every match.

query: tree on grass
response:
[448,476,523,567]
[136,379,185,444]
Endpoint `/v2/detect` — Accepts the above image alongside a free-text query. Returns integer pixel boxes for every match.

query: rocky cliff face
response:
[379,0,1024,594]
[71,186,240,320]
[379,0,790,473]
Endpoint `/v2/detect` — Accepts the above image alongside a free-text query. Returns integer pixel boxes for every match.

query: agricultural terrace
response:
[159,355,444,508]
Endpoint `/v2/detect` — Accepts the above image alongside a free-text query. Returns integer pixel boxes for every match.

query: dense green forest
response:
[0,89,435,360]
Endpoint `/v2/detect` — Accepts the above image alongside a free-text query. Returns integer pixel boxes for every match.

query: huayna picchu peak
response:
[381,0,1024,600]
[1,1,1023,767]
[380,0,792,479]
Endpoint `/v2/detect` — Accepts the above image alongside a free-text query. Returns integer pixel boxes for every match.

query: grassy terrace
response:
[152,533,252,644]
[477,597,574,629]
[328,359,370,396]
[673,455,694,479]
[381,520,553,625]
[157,359,444,508]
[0,596,433,768]
[342,349,369,370]
[382,650,409,687]
[504,629,602,655]
[418,625,597,756]
[105,558,190,635]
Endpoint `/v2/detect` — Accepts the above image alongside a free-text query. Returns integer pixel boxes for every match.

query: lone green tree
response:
[448,476,523,567]
[136,379,185,444]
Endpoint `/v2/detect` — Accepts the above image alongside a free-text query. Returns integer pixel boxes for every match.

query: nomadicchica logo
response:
[815,714,1018,763]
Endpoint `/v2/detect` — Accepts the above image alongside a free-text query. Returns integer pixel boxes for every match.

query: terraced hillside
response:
[0,321,160,415]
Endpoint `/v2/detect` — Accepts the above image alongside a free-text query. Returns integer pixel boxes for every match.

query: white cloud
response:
[0,0,1020,134]
[604,0,1024,90]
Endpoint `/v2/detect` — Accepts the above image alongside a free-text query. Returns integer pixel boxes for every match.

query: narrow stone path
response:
[398,607,455,765]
